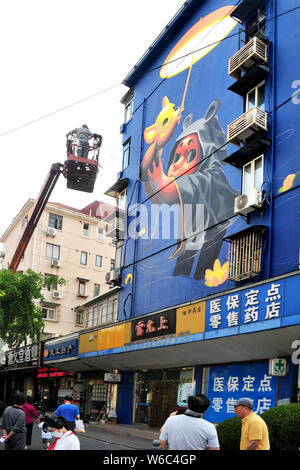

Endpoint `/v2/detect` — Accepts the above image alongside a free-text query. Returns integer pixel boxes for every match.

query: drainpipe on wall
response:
[267,0,276,279]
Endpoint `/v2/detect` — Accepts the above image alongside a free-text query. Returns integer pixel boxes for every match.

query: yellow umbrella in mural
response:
[160,5,238,83]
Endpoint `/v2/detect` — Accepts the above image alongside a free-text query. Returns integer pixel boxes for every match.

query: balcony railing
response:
[227,227,265,282]
[229,36,268,80]
[227,106,268,147]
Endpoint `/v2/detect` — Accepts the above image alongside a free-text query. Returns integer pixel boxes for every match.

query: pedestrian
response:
[22,395,40,449]
[233,397,270,450]
[38,420,52,450]
[159,395,220,450]
[66,124,93,158]
[43,416,80,450]
[0,393,27,450]
[53,395,80,431]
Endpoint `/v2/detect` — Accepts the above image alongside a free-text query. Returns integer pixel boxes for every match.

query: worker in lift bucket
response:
[66,124,93,158]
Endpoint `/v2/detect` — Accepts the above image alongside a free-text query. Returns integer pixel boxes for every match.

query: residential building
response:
[0,199,116,336]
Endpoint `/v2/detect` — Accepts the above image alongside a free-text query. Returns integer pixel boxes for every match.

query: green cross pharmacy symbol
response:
[273,359,286,374]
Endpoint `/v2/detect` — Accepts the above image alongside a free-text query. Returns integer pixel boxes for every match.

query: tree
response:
[0,269,65,348]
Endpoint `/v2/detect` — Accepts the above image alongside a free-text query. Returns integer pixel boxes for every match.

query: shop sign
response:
[206,280,285,331]
[37,367,74,378]
[5,344,39,369]
[43,338,78,362]
[131,309,176,342]
[205,362,277,423]
[269,358,288,376]
[104,372,121,383]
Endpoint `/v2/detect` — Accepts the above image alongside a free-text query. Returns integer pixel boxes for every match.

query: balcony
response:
[229,36,268,81]
[227,106,268,147]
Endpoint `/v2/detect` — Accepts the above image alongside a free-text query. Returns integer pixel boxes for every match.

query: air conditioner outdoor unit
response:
[51,258,62,268]
[52,290,62,299]
[47,227,57,237]
[105,270,120,285]
[234,189,262,215]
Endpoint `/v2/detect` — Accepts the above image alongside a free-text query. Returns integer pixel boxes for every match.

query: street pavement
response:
[0,419,160,451]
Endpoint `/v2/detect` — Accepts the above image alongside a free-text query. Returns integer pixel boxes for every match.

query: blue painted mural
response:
[118,0,300,321]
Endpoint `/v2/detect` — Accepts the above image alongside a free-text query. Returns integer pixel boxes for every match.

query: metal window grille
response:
[228,228,264,282]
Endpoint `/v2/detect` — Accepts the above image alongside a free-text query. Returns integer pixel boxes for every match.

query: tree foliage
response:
[0,269,65,348]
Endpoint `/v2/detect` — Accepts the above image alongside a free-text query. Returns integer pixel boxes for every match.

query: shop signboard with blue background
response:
[205,361,277,423]
[205,274,300,338]
[43,338,78,363]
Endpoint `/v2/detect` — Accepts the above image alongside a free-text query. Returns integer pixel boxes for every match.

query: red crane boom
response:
[9,163,63,273]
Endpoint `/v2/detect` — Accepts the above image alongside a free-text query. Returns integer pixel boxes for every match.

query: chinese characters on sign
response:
[43,339,78,362]
[6,344,39,369]
[205,362,277,423]
[207,282,282,331]
[131,310,176,342]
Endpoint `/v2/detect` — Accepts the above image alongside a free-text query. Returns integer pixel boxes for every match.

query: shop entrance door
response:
[134,368,194,428]
[148,380,178,428]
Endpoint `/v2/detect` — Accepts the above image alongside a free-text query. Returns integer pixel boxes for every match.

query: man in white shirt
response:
[159,395,219,451]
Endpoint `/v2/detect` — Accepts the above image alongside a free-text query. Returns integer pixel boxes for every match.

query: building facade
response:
[3,0,299,427]
[102,0,300,425]
[0,199,116,336]
[0,199,116,403]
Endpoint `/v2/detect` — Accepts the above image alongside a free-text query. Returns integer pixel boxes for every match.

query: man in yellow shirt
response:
[233,398,270,450]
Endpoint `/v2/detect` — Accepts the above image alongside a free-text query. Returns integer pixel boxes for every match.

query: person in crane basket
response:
[66,124,93,158]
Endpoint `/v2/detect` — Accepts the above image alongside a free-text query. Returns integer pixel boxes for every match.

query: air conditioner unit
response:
[234,189,262,215]
[105,270,120,285]
[52,290,62,299]
[0,251,5,258]
[51,258,62,268]
[47,227,57,237]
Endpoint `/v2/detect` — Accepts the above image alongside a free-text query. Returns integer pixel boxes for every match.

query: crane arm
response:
[9,163,63,273]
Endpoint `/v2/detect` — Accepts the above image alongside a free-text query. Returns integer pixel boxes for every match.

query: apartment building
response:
[0,199,116,336]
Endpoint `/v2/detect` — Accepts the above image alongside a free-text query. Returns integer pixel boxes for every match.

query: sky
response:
[0,0,185,251]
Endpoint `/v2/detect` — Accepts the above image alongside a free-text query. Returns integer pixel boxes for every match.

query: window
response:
[246,82,265,112]
[94,284,100,297]
[228,227,265,282]
[97,226,104,242]
[117,188,127,211]
[44,273,57,290]
[42,306,56,321]
[124,98,133,123]
[75,310,84,325]
[78,280,86,297]
[122,140,130,169]
[80,251,88,266]
[243,155,264,193]
[115,240,124,270]
[83,223,89,237]
[48,213,63,230]
[246,8,266,41]
[122,89,134,123]
[84,298,118,328]
[46,243,60,260]
[95,255,102,268]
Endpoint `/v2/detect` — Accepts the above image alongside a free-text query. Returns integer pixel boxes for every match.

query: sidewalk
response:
[82,421,161,449]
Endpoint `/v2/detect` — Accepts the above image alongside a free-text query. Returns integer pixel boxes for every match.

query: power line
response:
[0,4,299,140]
[0,83,121,139]
[136,88,299,211]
